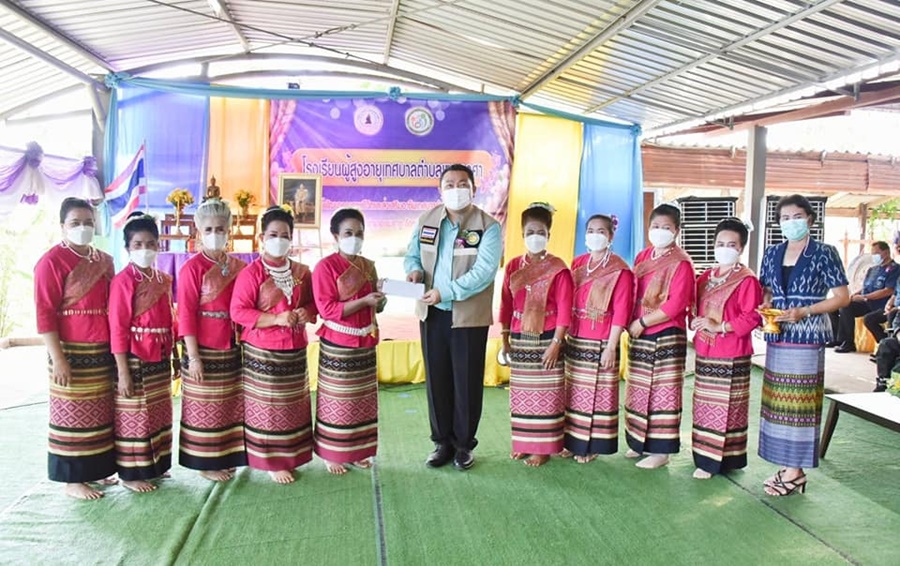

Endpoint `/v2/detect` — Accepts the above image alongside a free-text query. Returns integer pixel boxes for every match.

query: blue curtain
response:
[108,85,209,210]
[575,124,643,262]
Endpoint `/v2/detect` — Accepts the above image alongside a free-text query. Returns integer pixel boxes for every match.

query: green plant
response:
[867,199,900,242]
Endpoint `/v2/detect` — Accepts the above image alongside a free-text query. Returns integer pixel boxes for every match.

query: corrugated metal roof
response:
[1,0,899,133]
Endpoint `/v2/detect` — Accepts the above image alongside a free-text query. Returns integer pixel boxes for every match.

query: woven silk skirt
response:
[314,339,378,464]
[242,343,313,471]
[48,341,117,483]
[509,332,565,455]
[114,356,173,481]
[179,345,247,471]
[691,355,751,474]
[564,335,619,455]
[758,342,825,469]
[624,328,686,455]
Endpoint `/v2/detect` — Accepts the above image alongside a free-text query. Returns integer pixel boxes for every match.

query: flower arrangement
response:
[166,188,194,209]
[280,203,294,215]
[235,189,256,211]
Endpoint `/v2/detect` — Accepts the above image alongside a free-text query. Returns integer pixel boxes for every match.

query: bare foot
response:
[510,452,527,460]
[524,455,550,467]
[575,455,597,464]
[93,476,118,486]
[325,462,348,475]
[693,468,713,480]
[199,470,233,482]
[635,454,670,469]
[351,458,373,469]
[268,470,295,484]
[64,483,104,500]
[558,448,574,458]
[625,449,642,459]
[226,468,237,473]
[121,480,157,493]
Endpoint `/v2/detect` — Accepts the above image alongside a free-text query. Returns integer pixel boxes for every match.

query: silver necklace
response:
[131,263,162,283]
[586,250,610,274]
[707,263,740,290]
[202,250,229,276]
[61,240,99,263]
[650,246,673,261]
[263,257,294,305]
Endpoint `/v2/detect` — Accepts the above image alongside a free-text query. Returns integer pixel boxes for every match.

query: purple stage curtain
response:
[0,142,102,218]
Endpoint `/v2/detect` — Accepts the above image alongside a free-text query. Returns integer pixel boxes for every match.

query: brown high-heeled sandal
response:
[765,472,807,497]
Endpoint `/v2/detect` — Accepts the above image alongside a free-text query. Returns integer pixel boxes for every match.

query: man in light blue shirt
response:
[405,164,501,470]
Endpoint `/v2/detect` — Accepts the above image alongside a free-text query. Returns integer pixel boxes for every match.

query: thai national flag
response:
[104,146,146,229]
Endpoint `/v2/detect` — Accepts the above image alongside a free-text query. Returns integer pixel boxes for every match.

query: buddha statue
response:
[204,176,221,201]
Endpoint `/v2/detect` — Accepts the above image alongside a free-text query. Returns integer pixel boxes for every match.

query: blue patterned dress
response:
[758,239,848,468]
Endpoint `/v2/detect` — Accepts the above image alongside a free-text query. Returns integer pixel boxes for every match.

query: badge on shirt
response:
[461,229,483,248]
[419,225,438,246]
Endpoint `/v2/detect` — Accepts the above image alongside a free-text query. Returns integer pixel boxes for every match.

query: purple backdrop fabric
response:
[269,98,515,253]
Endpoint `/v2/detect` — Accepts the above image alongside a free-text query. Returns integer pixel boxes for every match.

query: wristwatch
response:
[551,337,562,344]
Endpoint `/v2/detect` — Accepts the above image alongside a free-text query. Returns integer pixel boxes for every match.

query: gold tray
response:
[757,308,785,334]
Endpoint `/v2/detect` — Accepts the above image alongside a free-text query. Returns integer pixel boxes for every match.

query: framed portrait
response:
[277,173,323,228]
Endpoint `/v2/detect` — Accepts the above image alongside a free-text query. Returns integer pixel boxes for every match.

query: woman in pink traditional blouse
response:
[312,208,386,475]
[34,197,117,500]
[625,203,695,470]
[109,212,174,493]
[230,207,317,484]
[562,214,634,463]
[500,202,574,467]
[177,198,248,482]
[690,218,762,479]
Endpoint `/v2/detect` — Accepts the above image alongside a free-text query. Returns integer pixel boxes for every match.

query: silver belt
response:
[59,308,107,316]
[323,320,376,337]
[200,310,229,319]
[130,326,169,334]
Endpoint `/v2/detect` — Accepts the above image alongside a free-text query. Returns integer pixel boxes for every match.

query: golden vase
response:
[757,308,784,334]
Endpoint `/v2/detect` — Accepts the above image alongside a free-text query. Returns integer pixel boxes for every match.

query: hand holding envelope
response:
[381,278,426,299]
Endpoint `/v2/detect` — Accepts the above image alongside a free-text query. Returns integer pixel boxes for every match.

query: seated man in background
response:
[863,243,900,344]
[831,241,898,353]
[872,314,900,392]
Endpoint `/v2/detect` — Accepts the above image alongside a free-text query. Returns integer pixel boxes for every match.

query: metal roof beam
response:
[383,0,401,64]
[208,0,250,52]
[124,52,468,93]
[586,0,845,114]
[519,0,665,100]
[209,69,445,92]
[0,27,102,88]
[0,0,116,71]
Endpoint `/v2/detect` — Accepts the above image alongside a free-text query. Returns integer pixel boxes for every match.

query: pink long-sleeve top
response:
[568,253,635,341]
[176,253,247,350]
[34,244,114,343]
[312,253,379,349]
[230,258,317,351]
[632,247,695,334]
[500,254,574,334]
[693,270,763,358]
[109,265,174,362]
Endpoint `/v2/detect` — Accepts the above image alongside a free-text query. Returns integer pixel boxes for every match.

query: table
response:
[157,252,259,292]
[819,392,900,458]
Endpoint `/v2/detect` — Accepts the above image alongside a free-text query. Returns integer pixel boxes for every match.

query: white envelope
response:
[381,279,425,299]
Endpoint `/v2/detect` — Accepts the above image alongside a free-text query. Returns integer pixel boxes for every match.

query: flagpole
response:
[143,139,149,213]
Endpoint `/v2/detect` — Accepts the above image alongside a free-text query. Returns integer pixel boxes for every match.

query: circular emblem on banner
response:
[354,105,384,136]
[464,230,480,246]
[405,107,435,136]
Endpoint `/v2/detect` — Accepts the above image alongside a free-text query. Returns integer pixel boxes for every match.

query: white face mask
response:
[585,233,609,252]
[66,225,94,246]
[714,246,741,266]
[264,237,291,258]
[648,228,675,248]
[202,233,228,252]
[872,253,884,266]
[442,188,472,211]
[130,249,157,269]
[339,236,363,256]
[524,234,548,254]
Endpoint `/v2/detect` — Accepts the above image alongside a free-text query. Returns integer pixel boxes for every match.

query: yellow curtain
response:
[505,114,583,264]
[207,98,269,208]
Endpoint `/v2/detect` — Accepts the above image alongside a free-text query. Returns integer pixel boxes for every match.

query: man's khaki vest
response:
[414,204,499,328]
